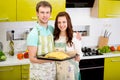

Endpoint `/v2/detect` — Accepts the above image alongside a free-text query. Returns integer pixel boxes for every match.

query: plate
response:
[37,51,78,61]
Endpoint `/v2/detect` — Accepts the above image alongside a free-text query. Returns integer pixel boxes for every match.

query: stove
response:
[81,47,102,56]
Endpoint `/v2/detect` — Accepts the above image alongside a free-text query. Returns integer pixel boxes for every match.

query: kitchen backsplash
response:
[0,8,120,52]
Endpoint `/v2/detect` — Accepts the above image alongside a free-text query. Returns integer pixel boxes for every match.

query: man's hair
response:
[36,1,52,12]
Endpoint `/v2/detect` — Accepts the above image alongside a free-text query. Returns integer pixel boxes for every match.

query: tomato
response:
[17,53,23,60]
[110,46,115,51]
[23,52,29,58]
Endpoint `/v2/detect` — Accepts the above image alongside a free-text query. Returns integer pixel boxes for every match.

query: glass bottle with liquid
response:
[8,40,14,56]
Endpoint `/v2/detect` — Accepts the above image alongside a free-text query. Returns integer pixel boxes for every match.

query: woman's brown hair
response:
[54,12,73,46]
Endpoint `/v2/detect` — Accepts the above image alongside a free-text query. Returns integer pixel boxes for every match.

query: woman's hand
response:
[74,54,80,62]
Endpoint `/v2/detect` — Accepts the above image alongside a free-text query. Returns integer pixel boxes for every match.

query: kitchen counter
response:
[81,52,120,60]
[0,52,120,66]
[0,55,30,67]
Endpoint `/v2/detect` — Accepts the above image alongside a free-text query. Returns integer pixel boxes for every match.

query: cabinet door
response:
[0,65,21,80]
[17,0,39,21]
[22,64,30,80]
[45,0,65,20]
[17,0,65,21]
[0,0,16,22]
[99,0,120,18]
[104,57,120,80]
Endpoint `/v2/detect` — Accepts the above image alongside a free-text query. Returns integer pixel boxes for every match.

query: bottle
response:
[8,40,14,56]
[0,42,3,51]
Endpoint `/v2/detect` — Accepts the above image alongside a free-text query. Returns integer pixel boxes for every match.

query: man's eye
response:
[46,12,50,14]
[41,12,44,14]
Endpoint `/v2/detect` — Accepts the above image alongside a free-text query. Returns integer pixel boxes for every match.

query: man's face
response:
[37,6,51,24]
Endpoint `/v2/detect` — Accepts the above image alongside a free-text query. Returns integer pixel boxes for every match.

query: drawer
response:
[22,73,29,80]
[0,65,21,80]
[22,64,30,73]
[107,57,120,63]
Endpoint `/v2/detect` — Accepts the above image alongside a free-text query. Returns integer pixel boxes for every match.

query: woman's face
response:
[57,16,67,32]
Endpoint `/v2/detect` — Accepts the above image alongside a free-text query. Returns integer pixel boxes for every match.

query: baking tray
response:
[37,53,78,61]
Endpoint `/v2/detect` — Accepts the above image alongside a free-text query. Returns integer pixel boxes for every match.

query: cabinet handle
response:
[111,60,120,62]
[23,67,29,70]
[22,76,28,79]
[106,14,120,17]
[0,18,9,21]
[80,66,104,70]
[31,17,37,20]
[32,16,53,20]
[0,67,13,72]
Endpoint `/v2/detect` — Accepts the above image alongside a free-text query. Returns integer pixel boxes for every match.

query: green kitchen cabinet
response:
[91,0,120,18]
[0,64,30,80]
[17,0,65,21]
[104,57,120,80]
[0,0,16,22]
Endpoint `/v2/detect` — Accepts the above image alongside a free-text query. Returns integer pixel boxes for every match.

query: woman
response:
[54,12,82,80]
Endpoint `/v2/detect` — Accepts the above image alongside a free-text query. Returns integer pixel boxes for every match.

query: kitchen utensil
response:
[37,51,77,61]
[107,32,111,38]
[103,30,111,38]
[104,30,107,38]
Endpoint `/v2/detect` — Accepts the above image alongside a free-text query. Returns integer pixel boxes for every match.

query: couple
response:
[27,1,82,80]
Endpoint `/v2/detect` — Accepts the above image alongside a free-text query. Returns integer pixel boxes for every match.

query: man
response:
[27,1,56,80]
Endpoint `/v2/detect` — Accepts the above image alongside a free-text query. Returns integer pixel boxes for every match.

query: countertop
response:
[0,52,120,67]
[0,55,30,67]
[81,52,120,60]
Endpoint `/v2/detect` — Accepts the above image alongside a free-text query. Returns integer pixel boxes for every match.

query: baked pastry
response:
[45,51,69,59]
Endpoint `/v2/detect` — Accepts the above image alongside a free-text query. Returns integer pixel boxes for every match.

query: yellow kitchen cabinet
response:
[91,0,120,18]
[0,64,30,80]
[21,64,30,80]
[17,0,65,21]
[104,57,120,80]
[45,0,66,20]
[0,65,21,80]
[0,0,16,22]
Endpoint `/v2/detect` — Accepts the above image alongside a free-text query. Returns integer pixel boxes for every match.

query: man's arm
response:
[76,32,82,40]
[28,46,52,64]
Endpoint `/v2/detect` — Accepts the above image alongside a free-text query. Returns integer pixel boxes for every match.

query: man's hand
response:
[76,32,82,40]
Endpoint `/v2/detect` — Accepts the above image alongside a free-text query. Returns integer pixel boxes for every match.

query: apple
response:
[110,46,115,51]
[23,52,29,58]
